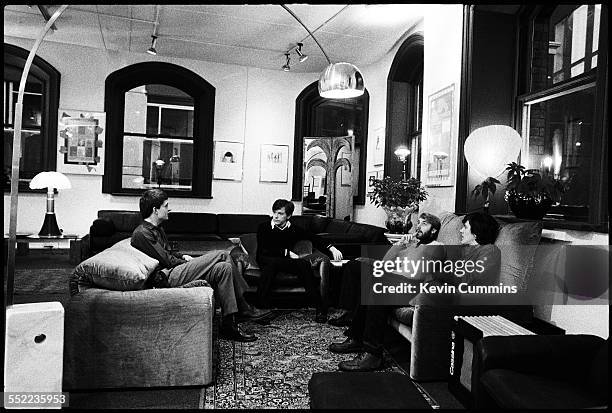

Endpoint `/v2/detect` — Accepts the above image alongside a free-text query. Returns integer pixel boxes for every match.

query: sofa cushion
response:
[481,369,601,409]
[437,212,464,246]
[310,215,331,233]
[90,218,115,237]
[74,238,159,291]
[325,219,352,234]
[494,221,542,290]
[165,212,218,234]
[217,214,270,235]
[587,338,609,404]
[98,210,142,233]
[290,215,314,232]
[318,232,365,244]
[392,306,416,327]
[90,232,131,254]
[348,222,386,243]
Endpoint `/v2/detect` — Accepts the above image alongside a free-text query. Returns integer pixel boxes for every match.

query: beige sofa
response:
[388,212,544,381]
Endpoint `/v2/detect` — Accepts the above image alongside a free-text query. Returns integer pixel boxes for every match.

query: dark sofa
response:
[79,210,388,303]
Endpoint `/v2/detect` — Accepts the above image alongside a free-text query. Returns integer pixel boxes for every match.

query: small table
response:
[449,315,536,407]
[4,233,82,264]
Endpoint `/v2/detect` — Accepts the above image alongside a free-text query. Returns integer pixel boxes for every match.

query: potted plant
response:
[369,176,428,233]
[504,162,568,219]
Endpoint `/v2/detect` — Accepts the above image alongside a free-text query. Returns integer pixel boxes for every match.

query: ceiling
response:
[3,4,426,73]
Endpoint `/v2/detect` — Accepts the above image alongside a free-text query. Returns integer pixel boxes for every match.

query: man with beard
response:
[328,212,446,372]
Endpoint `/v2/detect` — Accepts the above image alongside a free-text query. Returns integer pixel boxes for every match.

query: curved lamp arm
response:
[6,5,68,308]
[280,4,332,65]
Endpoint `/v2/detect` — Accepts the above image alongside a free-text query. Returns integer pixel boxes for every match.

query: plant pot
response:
[382,205,416,234]
[505,190,553,220]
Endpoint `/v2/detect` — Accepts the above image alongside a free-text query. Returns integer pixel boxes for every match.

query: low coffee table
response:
[309,371,432,409]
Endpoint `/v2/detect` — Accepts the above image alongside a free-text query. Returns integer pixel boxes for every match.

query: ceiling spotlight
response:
[147,35,158,55]
[282,53,291,71]
[296,42,308,62]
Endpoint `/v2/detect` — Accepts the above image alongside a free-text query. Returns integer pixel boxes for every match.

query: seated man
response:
[131,189,263,342]
[256,199,343,322]
[329,212,444,327]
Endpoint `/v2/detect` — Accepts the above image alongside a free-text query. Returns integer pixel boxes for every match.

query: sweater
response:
[256,220,332,263]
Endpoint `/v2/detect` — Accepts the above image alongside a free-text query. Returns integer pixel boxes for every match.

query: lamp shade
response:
[29,171,71,190]
[464,125,522,178]
[318,62,364,99]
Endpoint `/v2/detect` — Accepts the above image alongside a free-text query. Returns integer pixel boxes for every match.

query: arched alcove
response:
[292,81,369,206]
[384,33,424,180]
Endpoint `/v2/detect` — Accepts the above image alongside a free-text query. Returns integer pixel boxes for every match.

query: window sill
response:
[494,214,608,234]
[109,190,212,199]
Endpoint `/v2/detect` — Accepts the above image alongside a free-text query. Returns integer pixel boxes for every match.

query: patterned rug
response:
[203,309,437,409]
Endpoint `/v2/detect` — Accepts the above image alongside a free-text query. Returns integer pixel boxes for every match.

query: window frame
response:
[103,62,215,198]
[515,4,608,232]
[4,43,60,193]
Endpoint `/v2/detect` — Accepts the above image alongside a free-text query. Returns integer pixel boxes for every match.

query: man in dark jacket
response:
[256,199,343,322]
[131,189,264,342]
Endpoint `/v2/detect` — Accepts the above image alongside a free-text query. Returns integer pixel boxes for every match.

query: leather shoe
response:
[338,352,383,372]
[328,312,352,327]
[219,324,257,342]
[328,337,363,354]
[237,307,273,322]
[315,309,328,323]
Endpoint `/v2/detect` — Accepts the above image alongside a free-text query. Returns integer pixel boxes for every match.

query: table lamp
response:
[394,146,411,180]
[29,171,72,237]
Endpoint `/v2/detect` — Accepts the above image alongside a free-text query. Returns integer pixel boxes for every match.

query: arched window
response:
[292,81,370,205]
[4,43,60,192]
[384,34,424,180]
[103,62,215,198]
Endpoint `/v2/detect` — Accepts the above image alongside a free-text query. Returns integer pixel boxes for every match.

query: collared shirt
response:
[131,220,186,271]
[256,220,332,261]
[271,219,291,230]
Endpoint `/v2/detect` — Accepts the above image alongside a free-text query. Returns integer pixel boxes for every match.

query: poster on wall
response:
[425,84,454,187]
[373,127,385,166]
[260,144,289,183]
[213,141,243,181]
[57,110,105,175]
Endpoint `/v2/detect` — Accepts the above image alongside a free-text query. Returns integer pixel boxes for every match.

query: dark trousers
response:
[338,258,377,313]
[348,304,394,356]
[257,256,323,309]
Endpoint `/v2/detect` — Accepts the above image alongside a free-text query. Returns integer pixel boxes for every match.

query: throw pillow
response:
[73,238,159,291]
[494,221,542,290]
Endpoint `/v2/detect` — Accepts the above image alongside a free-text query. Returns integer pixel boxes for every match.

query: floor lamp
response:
[5,5,68,406]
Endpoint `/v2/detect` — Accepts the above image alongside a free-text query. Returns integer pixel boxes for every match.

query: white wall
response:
[419,4,464,217]
[4,36,318,235]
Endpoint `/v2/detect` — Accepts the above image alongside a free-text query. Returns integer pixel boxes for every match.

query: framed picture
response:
[367,171,377,195]
[57,110,105,175]
[213,141,243,181]
[373,127,385,166]
[260,144,289,182]
[425,84,455,187]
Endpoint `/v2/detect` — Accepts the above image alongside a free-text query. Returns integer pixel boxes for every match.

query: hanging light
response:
[295,42,308,62]
[281,4,364,99]
[147,35,158,55]
[281,53,291,71]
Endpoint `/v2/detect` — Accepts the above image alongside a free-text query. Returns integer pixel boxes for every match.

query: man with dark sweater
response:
[256,199,343,322]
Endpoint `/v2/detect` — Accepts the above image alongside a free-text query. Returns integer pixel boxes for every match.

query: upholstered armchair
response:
[237,233,331,305]
[473,334,608,409]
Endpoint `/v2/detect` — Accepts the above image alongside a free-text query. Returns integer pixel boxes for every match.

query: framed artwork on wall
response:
[367,170,377,195]
[213,140,243,181]
[373,127,385,166]
[57,110,105,175]
[260,144,289,183]
[425,84,455,187]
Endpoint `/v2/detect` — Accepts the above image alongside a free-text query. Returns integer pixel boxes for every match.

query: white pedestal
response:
[4,302,64,395]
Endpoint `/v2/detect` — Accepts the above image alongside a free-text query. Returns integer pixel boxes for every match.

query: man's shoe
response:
[328,312,352,327]
[237,307,273,322]
[219,324,257,342]
[328,337,363,354]
[338,352,383,372]
[315,309,328,323]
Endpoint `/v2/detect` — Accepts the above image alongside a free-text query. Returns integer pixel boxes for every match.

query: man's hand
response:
[329,246,343,261]
[288,251,299,259]
[182,254,194,261]
[398,234,414,247]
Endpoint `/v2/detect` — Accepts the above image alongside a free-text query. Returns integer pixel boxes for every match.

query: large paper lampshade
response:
[464,125,522,178]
